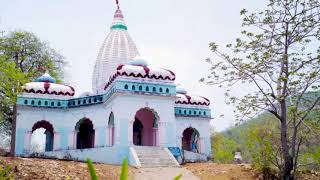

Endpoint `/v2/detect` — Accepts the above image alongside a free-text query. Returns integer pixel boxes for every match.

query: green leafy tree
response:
[212,133,238,163]
[0,30,65,155]
[245,120,279,178]
[202,0,320,179]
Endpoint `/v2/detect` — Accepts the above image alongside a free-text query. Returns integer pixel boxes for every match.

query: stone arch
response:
[132,107,159,146]
[182,127,200,152]
[75,118,95,149]
[30,120,54,152]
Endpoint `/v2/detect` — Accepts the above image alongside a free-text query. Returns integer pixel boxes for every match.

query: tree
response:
[201,0,320,179]
[0,31,65,155]
[212,133,238,163]
[245,118,279,179]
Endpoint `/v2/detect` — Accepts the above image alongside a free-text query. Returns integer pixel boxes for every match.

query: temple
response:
[14,2,212,166]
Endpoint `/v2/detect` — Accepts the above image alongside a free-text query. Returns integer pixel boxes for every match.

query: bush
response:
[212,133,238,163]
[0,163,14,180]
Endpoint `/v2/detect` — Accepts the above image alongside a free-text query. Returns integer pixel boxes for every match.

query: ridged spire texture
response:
[92,7,139,94]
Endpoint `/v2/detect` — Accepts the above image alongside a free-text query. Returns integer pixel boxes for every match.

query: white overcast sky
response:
[1,0,267,131]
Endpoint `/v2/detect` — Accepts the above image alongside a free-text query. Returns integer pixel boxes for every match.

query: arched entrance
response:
[108,112,115,146]
[182,127,200,153]
[31,120,54,152]
[75,118,95,149]
[133,108,158,146]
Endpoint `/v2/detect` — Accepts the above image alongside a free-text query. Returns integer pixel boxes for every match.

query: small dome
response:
[23,73,75,97]
[176,93,210,106]
[128,56,148,67]
[104,63,175,90]
[35,72,56,83]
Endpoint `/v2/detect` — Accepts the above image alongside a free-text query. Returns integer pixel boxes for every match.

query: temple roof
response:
[23,73,75,97]
[175,87,210,106]
[92,5,139,94]
[104,58,175,90]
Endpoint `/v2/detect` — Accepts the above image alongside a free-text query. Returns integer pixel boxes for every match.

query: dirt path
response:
[184,163,257,180]
[134,167,200,180]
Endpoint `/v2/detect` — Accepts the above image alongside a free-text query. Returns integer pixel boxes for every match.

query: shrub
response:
[0,163,14,180]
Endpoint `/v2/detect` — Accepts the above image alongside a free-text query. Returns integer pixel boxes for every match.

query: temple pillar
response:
[73,131,78,149]
[115,118,120,145]
[152,128,158,146]
[24,131,32,152]
[158,122,166,146]
[199,137,204,154]
[177,135,182,149]
[94,128,99,147]
[128,121,133,146]
[53,132,60,150]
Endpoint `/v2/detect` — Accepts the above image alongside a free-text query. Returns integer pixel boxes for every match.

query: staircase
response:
[133,146,179,167]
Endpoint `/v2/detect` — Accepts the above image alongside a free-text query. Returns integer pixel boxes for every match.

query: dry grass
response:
[183,162,259,180]
[0,156,136,180]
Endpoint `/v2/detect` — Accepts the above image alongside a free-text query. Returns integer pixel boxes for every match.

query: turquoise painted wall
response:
[16,128,26,155]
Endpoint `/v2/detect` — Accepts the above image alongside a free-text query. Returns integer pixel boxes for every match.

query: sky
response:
[1,0,266,131]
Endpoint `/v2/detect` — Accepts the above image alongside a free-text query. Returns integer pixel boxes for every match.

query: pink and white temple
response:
[14,2,212,166]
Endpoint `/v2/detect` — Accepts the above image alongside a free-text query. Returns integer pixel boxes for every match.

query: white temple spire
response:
[92,2,139,94]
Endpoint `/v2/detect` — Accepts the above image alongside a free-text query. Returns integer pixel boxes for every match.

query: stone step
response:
[136,153,169,157]
[139,158,174,162]
[133,146,179,168]
[141,163,176,166]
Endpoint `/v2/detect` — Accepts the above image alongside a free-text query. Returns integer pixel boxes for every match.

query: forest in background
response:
[212,92,320,175]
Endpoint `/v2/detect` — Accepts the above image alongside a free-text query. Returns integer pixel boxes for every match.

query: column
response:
[73,131,78,149]
[105,127,109,146]
[24,131,32,152]
[115,119,120,145]
[111,126,115,146]
[94,128,99,147]
[199,137,204,154]
[68,131,74,149]
[152,128,158,146]
[53,132,60,150]
[158,122,167,146]
[177,135,182,149]
[128,121,133,146]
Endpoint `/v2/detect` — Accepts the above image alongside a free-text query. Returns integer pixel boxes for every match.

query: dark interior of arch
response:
[76,118,95,149]
[133,108,158,146]
[182,127,200,152]
[32,120,54,152]
[133,119,143,145]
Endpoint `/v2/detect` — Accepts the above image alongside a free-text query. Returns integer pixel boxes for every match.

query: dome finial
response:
[115,0,120,9]
[111,0,127,30]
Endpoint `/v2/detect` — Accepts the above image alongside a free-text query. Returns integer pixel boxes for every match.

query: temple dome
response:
[92,6,139,94]
[104,60,175,90]
[23,73,75,97]
[176,89,210,106]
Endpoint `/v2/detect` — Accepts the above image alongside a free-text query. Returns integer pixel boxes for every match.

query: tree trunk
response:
[9,103,17,157]
[280,101,293,180]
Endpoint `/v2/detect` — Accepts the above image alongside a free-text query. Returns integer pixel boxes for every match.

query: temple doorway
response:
[133,108,158,146]
[30,120,54,152]
[182,127,200,152]
[75,118,95,149]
